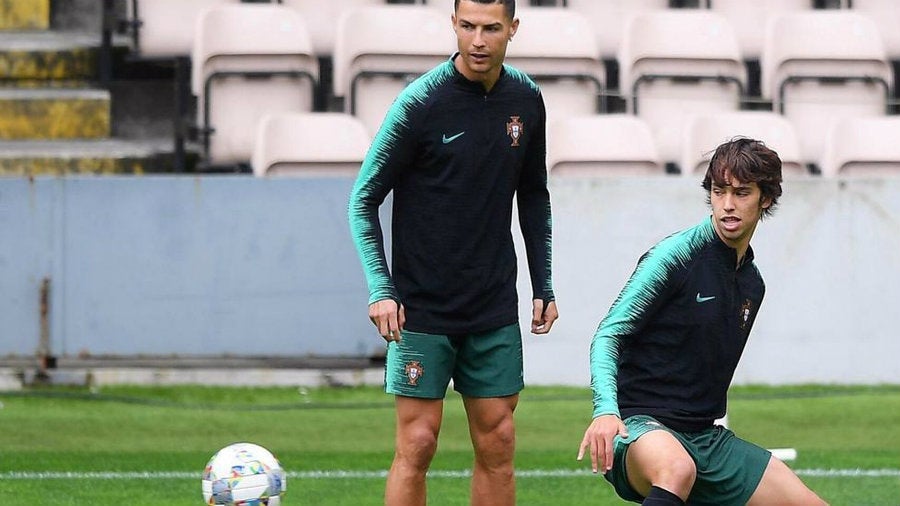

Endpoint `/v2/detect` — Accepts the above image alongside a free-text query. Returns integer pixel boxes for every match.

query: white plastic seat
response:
[192,4,318,166]
[821,116,900,177]
[850,0,900,61]
[506,7,605,124]
[547,115,663,176]
[279,0,384,58]
[761,11,892,169]
[707,0,810,61]
[124,0,239,59]
[619,10,747,164]
[680,112,805,177]
[333,5,453,135]
[565,0,669,61]
[251,113,371,177]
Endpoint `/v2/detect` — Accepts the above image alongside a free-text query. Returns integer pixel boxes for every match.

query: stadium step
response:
[0,31,102,81]
[0,88,110,140]
[0,0,49,30]
[0,138,175,175]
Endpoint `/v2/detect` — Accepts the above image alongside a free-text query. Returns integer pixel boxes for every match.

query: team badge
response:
[740,299,753,330]
[506,116,523,147]
[405,361,424,386]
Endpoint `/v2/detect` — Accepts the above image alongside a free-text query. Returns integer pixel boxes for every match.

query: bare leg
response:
[385,396,444,506]
[746,456,828,506]
[463,395,519,506]
[624,430,697,502]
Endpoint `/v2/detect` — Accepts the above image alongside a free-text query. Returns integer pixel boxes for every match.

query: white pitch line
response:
[1,469,899,480]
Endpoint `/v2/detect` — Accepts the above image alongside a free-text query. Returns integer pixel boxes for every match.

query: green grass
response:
[1,384,898,505]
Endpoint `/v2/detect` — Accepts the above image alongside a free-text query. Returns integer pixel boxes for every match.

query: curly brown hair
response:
[702,137,783,219]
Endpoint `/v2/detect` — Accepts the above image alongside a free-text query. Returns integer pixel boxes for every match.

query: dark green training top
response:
[590,218,765,432]
[348,55,554,335]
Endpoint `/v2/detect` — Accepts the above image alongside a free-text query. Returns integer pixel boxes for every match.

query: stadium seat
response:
[332,5,453,135]
[680,111,806,177]
[707,0,810,61]
[279,0,384,58]
[618,10,747,165]
[506,7,605,124]
[761,11,892,170]
[565,0,669,61]
[122,0,240,59]
[850,0,900,61]
[820,116,900,177]
[251,113,371,177]
[546,115,663,176]
[192,4,318,167]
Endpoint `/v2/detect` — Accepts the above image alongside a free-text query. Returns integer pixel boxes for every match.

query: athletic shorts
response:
[384,323,523,399]
[604,415,771,505]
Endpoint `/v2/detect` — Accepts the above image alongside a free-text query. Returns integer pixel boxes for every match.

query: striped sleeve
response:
[589,223,713,418]
[347,64,448,305]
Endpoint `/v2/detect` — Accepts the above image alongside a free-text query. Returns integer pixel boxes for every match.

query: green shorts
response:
[384,323,523,399]
[604,415,771,505]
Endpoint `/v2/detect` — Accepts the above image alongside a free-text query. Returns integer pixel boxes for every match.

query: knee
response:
[656,455,696,494]
[473,415,516,467]
[395,425,439,471]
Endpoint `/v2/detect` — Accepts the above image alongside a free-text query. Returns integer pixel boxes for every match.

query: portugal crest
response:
[405,361,424,386]
[506,116,523,147]
[740,299,753,330]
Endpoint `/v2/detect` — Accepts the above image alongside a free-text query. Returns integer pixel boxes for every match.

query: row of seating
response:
[252,111,900,179]
[118,1,899,173]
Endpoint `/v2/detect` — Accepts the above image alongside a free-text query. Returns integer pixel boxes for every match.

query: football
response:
[201,442,287,505]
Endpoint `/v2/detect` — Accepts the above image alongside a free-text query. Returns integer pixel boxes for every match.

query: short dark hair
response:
[454,0,516,21]
[701,137,783,218]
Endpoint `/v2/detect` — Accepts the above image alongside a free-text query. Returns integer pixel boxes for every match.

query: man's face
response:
[710,171,771,251]
[452,1,518,85]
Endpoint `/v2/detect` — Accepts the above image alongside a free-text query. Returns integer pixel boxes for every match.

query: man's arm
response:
[517,92,556,333]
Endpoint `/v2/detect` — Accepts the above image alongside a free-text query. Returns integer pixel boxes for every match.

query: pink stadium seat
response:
[707,0,810,61]
[821,116,900,177]
[279,0,384,58]
[850,0,900,61]
[506,7,605,124]
[761,11,892,170]
[565,0,669,61]
[547,115,663,176]
[681,111,805,177]
[124,0,239,59]
[192,4,318,166]
[619,10,746,165]
[251,113,371,177]
[332,5,453,135]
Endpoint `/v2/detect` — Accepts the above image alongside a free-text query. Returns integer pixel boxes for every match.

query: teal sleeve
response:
[347,96,418,305]
[589,231,699,418]
[517,92,554,302]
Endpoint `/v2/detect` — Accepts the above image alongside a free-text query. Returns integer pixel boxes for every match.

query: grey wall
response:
[1,175,899,384]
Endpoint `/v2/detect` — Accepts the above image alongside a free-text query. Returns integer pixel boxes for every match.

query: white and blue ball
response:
[201,442,286,505]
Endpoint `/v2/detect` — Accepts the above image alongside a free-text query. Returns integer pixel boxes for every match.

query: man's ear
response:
[509,18,519,39]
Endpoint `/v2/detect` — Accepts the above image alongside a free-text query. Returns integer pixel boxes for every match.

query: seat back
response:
[566,0,668,60]
[547,115,662,176]
[192,4,318,166]
[707,0,809,60]
[126,0,239,58]
[333,5,453,135]
[280,0,383,57]
[821,116,900,177]
[619,10,746,163]
[251,113,371,177]
[852,0,900,60]
[761,11,892,167]
[681,112,805,177]
[506,7,605,125]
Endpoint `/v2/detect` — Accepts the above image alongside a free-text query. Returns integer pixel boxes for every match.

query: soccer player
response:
[347,1,558,505]
[577,138,827,505]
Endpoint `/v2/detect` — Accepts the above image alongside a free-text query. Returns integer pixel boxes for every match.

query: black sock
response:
[642,485,685,506]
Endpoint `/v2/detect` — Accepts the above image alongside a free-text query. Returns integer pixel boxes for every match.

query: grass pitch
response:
[1,384,898,505]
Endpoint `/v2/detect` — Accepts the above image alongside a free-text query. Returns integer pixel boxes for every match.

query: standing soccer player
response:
[348,1,558,505]
[577,138,827,505]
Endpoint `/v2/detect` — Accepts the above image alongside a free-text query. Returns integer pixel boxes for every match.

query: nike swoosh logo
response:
[696,293,716,303]
[442,131,465,144]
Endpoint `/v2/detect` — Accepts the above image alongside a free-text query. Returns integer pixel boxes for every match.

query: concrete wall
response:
[1,175,899,385]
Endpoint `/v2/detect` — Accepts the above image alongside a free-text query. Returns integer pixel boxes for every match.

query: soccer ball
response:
[201,442,287,505]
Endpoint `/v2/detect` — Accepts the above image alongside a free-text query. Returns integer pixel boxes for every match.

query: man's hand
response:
[369,299,405,342]
[531,299,558,334]
[577,414,629,474]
